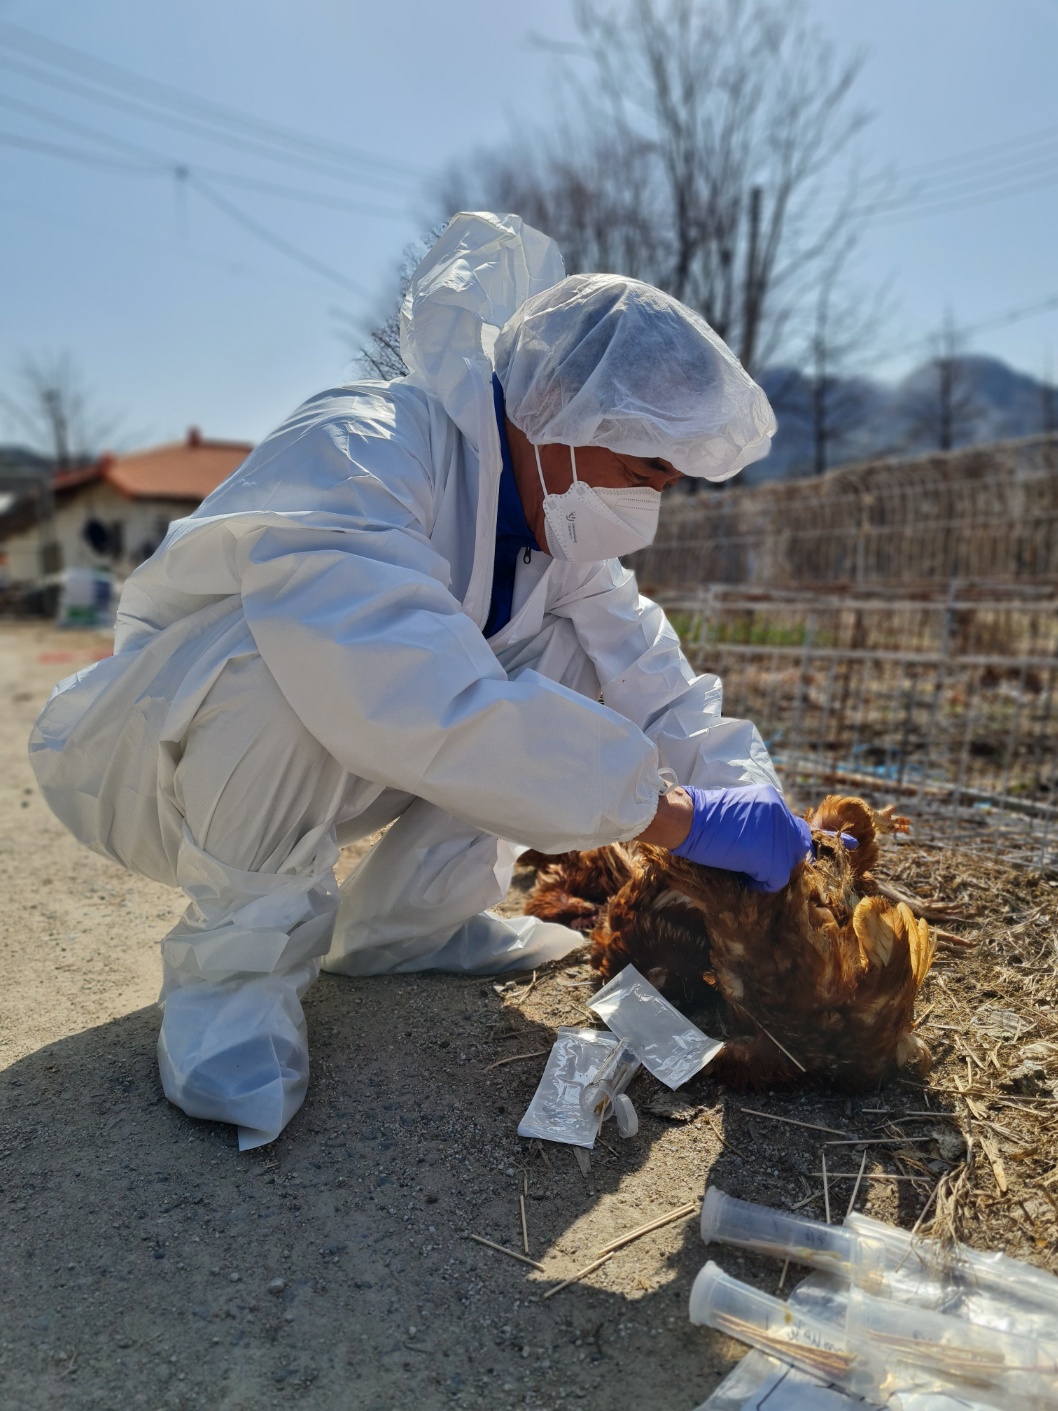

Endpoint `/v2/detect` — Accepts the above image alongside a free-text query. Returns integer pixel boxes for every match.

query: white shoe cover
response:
[157,962,317,1151]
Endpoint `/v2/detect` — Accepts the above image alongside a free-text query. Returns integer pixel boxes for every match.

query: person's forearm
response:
[635,787,694,849]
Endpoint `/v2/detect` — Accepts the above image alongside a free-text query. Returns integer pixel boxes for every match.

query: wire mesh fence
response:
[659,584,1058,868]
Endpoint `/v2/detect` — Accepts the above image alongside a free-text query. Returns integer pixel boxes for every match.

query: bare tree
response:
[0,354,122,591]
[763,247,889,476]
[0,353,116,468]
[802,263,891,474]
[353,304,407,381]
[905,313,981,453]
[1041,358,1057,472]
[336,229,446,381]
[441,0,870,376]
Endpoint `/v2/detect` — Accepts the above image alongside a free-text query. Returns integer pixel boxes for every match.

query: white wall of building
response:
[1,483,196,584]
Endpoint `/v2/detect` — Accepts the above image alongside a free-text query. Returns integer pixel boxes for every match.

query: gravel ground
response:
[2,621,1056,1411]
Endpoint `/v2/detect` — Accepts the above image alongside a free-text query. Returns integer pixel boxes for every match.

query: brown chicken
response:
[518,844,636,934]
[524,796,936,1092]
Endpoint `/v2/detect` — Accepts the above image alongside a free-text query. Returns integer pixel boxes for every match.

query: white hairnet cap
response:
[493,274,776,481]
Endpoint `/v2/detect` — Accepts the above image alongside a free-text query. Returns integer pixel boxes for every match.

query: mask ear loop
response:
[534,444,581,495]
[533,444,548,497]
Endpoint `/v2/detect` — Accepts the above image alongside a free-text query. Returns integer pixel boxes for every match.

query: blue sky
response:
[1,0,1056,447]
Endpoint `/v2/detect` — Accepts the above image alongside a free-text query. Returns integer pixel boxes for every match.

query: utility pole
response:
[936,314,956,452]
[812,360,829,475]
[37,465,62,614]
[740,185,762,374]
[811,292,829,476]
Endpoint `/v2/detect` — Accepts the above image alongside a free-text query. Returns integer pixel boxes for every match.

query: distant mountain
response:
[746,356,1057,485]
[0,445,52,490]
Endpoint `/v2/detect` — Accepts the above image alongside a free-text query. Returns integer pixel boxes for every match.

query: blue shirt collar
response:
[484,375,540,637]
[492,374,539,552]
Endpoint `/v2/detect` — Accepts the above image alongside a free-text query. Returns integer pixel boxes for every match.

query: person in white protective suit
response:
[29,211,790,1152]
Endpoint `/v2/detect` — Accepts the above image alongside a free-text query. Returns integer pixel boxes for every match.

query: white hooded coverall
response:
[29,213,779,1149]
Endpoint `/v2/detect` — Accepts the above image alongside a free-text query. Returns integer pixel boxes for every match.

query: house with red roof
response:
[0,428,252,593]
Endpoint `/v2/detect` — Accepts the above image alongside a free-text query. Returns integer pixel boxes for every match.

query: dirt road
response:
[2,622,1056,1411]
[0,623,739,1411]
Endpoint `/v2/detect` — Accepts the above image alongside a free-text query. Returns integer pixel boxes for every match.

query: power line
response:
[0,130,157,172]
[814,118,1058,207]
[872,291,1058,366]
[0,120,382,296]
[892,140,1058,202]
[0,20,428,186]
[0,90,408,218]
[6,17,1058,232]
[7,114,1056,345]
[846,124,1058,199]
[814,126,1058,226]
[857,139,1058,223]
[5,191,359,294]
[0,51,418,197]
[952,291,1058,342]
[830,145,1058,225]
[871,169,1058,225]
[187,176,372,297]
[191,166,407,219]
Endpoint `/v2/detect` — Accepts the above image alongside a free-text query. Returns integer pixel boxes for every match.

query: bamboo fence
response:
[630,434,1058,592]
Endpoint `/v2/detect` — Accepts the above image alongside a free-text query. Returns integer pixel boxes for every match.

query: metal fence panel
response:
[657,587,1058,867]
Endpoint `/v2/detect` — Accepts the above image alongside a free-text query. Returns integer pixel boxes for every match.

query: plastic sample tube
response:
[845,1282,1058,1408]
[846,1211,1058,1322]
[689,1260,900,1403]
[580,1036,640,1138]
[700,1186,885,1288]
[689,1261,1058,1411]
[702,1186,1058,1343]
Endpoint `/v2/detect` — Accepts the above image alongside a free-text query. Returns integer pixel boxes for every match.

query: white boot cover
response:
[157,823,339,1150]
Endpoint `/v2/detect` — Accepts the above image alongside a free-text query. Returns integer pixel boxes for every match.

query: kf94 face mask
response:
[534,444,661,562]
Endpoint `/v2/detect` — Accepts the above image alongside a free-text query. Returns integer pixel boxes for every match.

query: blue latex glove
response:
[671,784,814,893]
[821,829,859,850]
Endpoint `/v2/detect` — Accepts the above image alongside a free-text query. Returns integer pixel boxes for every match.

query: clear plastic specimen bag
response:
[588,964,724,1089]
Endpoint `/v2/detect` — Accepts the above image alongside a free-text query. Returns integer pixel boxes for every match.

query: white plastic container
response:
[56,567,115,628]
